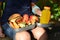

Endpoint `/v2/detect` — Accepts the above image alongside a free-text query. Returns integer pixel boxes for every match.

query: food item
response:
[30,15,38,24]
[40,6,51,24]
[16,14,28,28]
[16,17,22,24]
[8,13,21,21]
[9,13,22,29]
[10,19,20,29]
[9,13,38,29]
[22,14,29,23]
[18,22,26,28]
[26,20,31,25]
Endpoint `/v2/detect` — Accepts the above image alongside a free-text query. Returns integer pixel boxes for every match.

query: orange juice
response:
[40,6,51,24]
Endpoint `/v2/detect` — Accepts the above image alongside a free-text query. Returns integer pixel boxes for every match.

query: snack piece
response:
[18,22,26,28]
[26,20,31,25]
[10,19,19,29]
[16,17,22,24]
[30,15,38,25]
[8,13,21,21]
[22,14,29,23]
[8,13,22,29]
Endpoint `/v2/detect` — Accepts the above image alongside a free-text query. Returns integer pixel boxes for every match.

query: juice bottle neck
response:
[44,9,50,10]
[44,6,50,10]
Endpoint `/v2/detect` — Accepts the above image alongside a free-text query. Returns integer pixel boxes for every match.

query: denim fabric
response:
[1,0,31,23]
[2,23,15,38]
[1,6,31,23]
[32,0,38,2]
[0,0,4,2]
[1,0,38,23]
[0,0,37,2]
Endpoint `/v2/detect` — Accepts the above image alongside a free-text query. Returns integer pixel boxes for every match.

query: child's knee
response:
[31,27,46,40]
[15,31,31,40]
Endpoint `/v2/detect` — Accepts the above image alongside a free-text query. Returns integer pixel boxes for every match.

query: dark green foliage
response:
[36,0,60,21]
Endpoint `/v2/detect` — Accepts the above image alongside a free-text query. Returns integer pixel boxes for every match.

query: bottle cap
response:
[44,6,50,10]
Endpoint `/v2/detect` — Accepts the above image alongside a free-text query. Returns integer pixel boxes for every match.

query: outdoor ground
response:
[0,37,12,40]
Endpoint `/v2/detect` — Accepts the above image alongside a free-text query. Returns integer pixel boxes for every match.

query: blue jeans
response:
[2,22,15,38]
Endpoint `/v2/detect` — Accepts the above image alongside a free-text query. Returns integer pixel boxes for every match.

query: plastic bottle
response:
[40,6,51,24]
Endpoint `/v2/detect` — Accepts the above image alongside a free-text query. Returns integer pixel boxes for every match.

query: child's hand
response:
[31,3,41,16]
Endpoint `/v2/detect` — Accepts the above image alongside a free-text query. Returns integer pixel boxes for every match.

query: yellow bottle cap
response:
[44,6,50,10]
